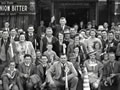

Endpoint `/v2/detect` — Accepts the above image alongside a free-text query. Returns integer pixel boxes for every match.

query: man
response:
[46,54,78,90]
[35,50,42,66]
[3,21,10,31]
[1,61,22,90]
[106,31,118,53]
[101,30,108,52]
[70,28,77,39]
[26,25,37,50]
[41,27,59,56]
[37,55,50,90]
[18,54,38,90]
[10,28,18,42]
[49,16,70,37]
[0,31,12,75]
[37,21,46,39]
[102,53,120,90]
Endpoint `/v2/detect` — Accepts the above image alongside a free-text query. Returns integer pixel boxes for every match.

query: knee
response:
[70,77,78,84]
[2,76,9,84]
[26,82,33,89]
[12,85,19,90]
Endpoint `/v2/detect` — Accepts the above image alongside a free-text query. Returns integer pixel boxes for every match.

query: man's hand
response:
[65,66,69,73]
[62,77,66,81]
[24,74,29,78]
[49,80,55,87]
[51,16,55,23]
[110,73,116,78]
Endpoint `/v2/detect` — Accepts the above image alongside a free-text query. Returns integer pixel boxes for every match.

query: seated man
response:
[18,54,38,90]
[37,55,50,90]
[1,61,22,90]
[102,52,120,90]
[46,54,78,90]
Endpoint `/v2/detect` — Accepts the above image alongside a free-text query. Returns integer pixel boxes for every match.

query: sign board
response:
[0,1,35,15]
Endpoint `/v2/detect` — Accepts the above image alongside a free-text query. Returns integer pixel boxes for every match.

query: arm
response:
[46,63,55,82]
[67,63,78,81]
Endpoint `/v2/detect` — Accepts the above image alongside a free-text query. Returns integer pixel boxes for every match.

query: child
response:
[43,44,59,65]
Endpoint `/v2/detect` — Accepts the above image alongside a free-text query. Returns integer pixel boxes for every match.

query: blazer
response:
[18,63,37,77]
[41,36,59,56]
[37,63,50,83]
[46,61,77,81]
[102,61,120,80]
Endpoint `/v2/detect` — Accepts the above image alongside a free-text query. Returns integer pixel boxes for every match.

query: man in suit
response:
[10,28,18,42]
[26,25,37,50]
[102,52,120,90]
[49,16,70,37]
[18,54,37,90]
[37,55,50,89]
[3,21,10,31]
[46,54,78,90]
[41,27,59,56]
[0,30,12,75]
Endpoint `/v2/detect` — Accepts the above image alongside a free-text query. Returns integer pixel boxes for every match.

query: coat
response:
[46,61,77,81]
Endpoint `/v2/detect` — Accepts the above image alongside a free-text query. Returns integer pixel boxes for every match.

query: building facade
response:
[0,0,120,30]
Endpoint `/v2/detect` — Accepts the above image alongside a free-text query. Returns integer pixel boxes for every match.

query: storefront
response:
[0,0,36,30]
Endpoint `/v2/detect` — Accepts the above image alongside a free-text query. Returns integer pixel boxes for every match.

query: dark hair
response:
[108,31,114,35]
[24,54,32,59]
[93,41,102,50]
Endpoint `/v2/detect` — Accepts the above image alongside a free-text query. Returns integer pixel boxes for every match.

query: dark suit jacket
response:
[26,33,37,49]
[37,63,50,83]
[18,63,37,77]
[102,61,120,80]
[49,22,70,37]
[41,36,59,56]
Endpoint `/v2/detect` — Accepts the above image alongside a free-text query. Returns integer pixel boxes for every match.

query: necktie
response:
[60,64,65,80]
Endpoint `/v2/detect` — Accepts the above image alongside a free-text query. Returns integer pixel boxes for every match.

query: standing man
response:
[46,54,78,90]
[3,21,10,31]
[49,16,70,37]
[26,25,37,50]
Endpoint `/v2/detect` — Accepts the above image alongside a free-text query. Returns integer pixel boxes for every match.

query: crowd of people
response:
[0,16,120,90]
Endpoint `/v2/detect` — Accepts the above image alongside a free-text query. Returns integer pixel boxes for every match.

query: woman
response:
[93,41,103,61]
[14,33,36,66]
[84,51,103,90]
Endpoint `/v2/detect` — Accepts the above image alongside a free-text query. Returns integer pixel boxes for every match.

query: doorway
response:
[60,8,89,26]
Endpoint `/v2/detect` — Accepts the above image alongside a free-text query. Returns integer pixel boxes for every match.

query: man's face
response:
[102,31,107,38]
[18,29,23,34]
[60,19,66,26]
[10,29,17,36]
[109,54,115,62]
[46,29,53,36]
[36,51,41,58]
[2,31,9,39]
[28,27,34,33]
[60,55,67,64]
[104,23,108,28]
[108,33,114,40]
[58,33,64,40]
[24,56,31,65]
[4,22,9,28]
[41,56,48,64]
[90,31,96,38]
[9,62,15,71]
[75,36,80,43]
[70,28,76,35]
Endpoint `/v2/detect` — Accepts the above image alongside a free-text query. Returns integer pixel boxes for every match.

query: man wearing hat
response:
[84,51,103,90]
